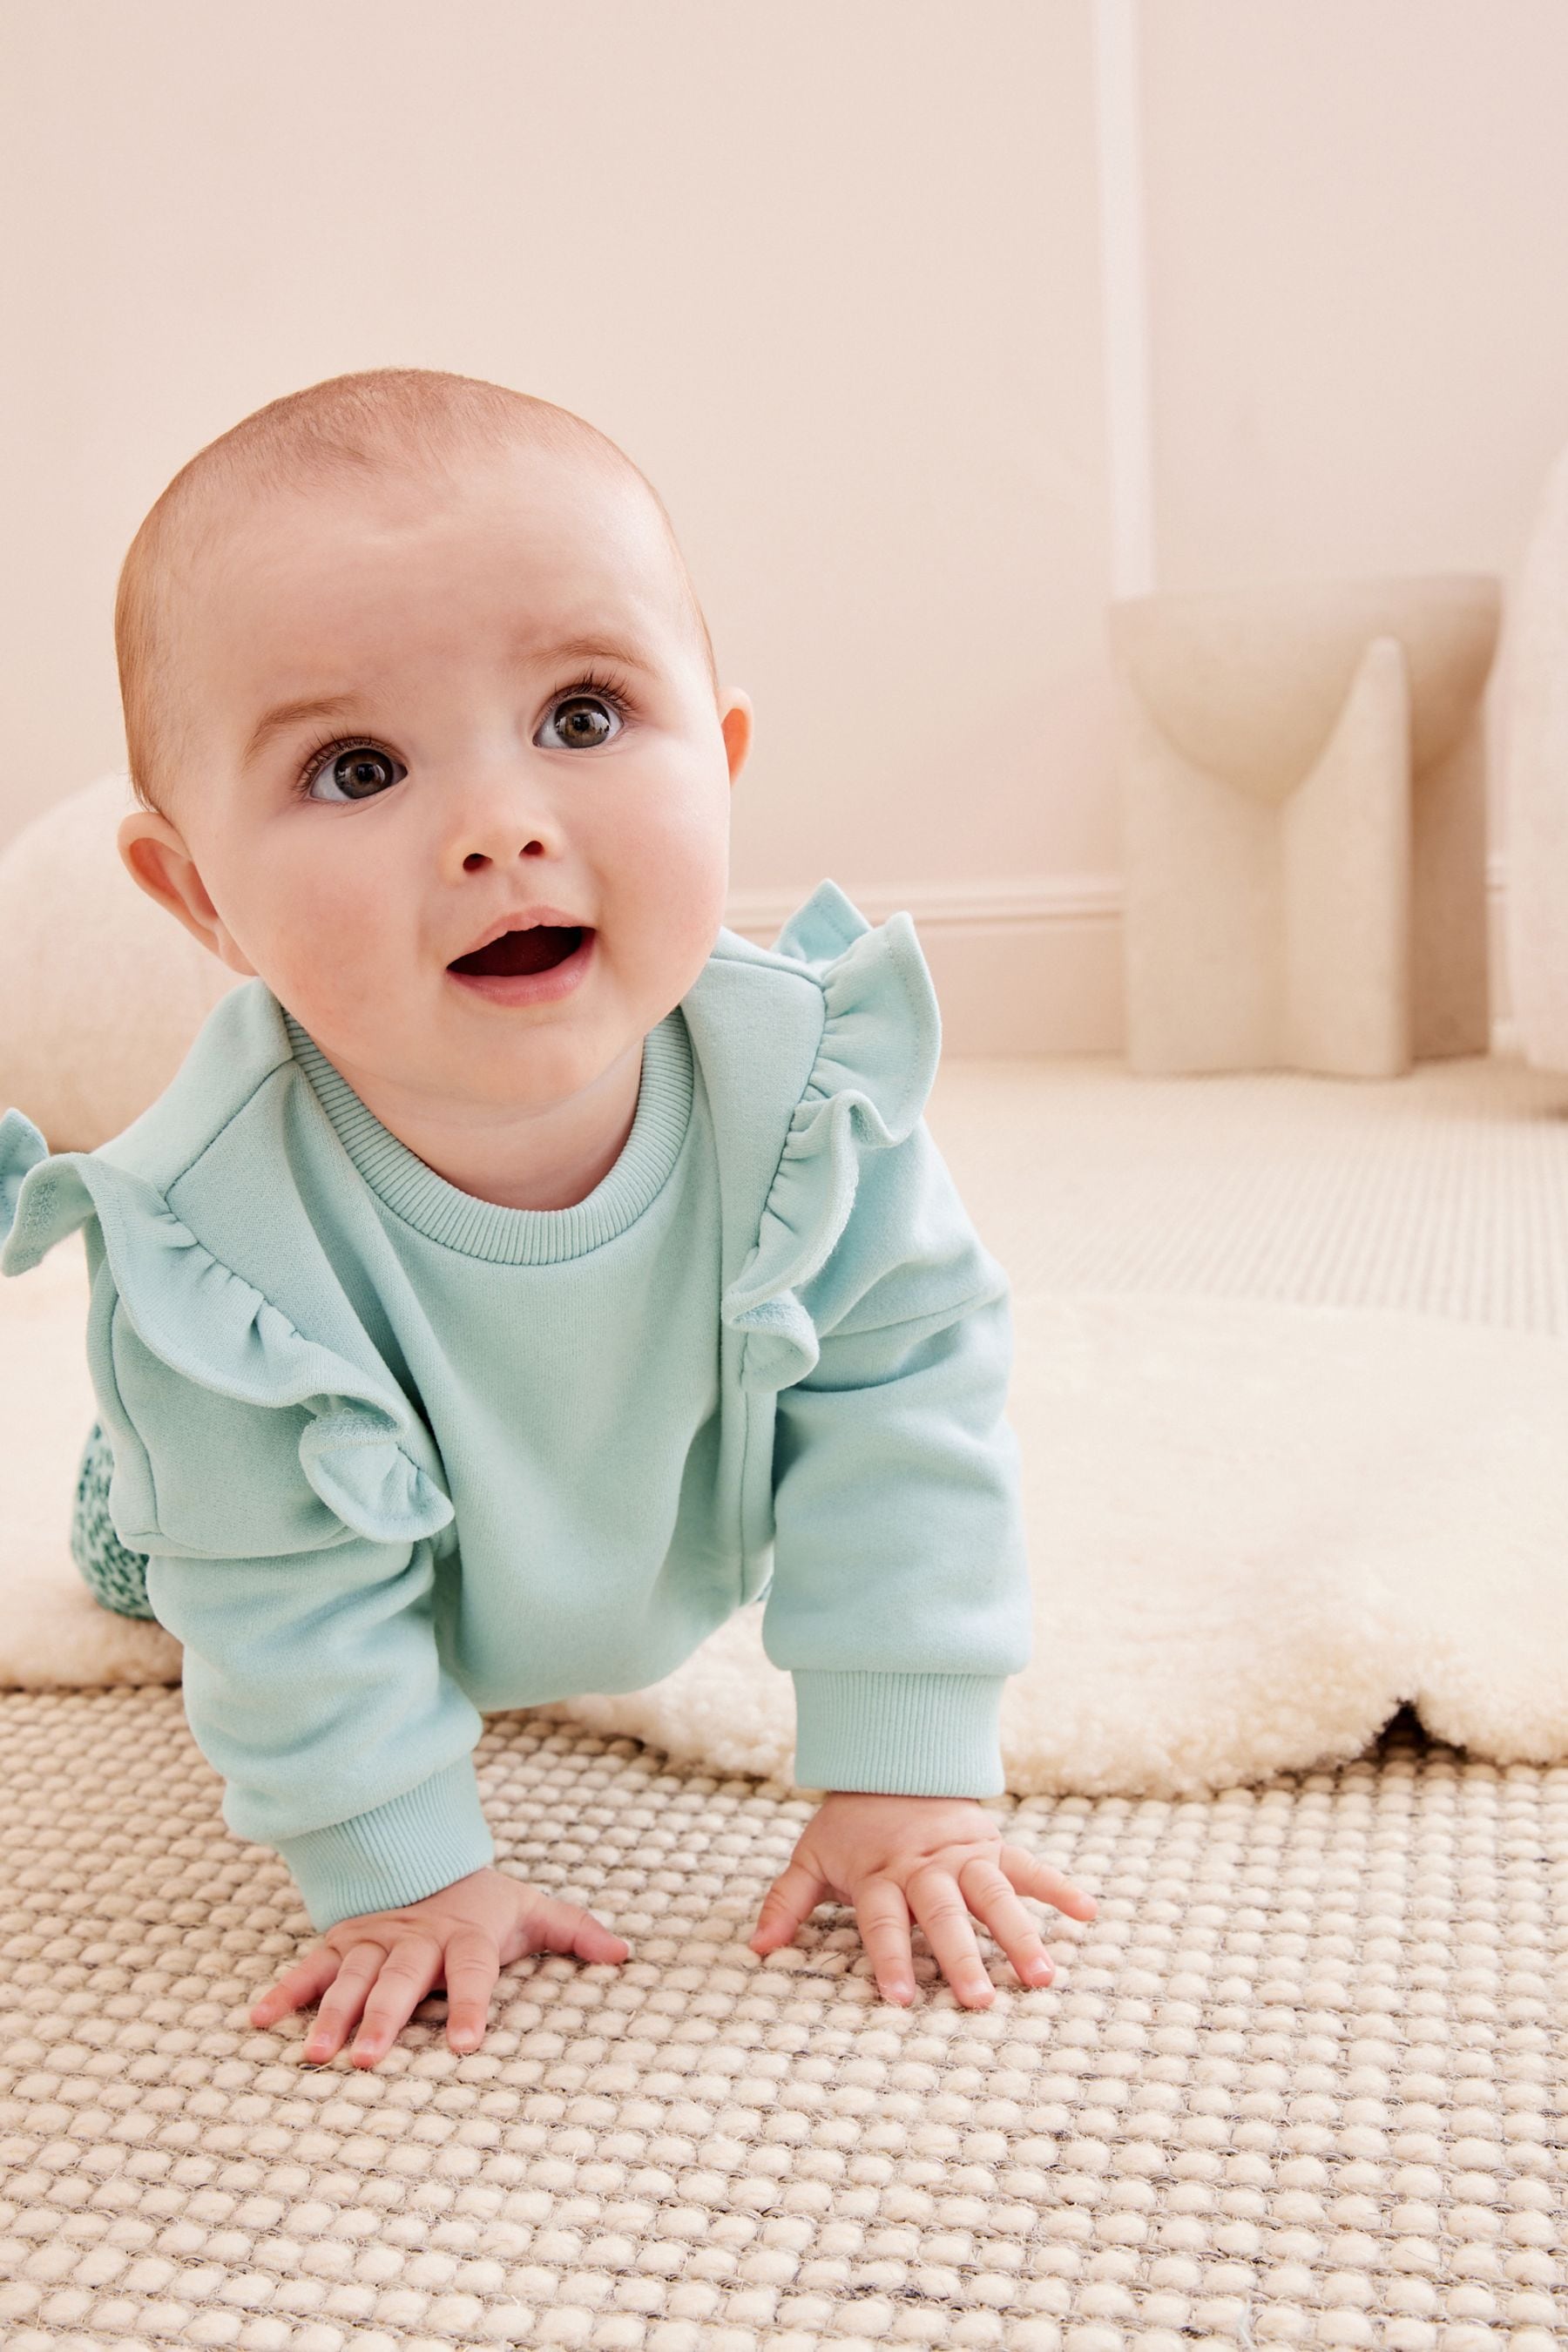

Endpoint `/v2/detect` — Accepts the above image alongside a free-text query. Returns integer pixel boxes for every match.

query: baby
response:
[0,368,1095,2067]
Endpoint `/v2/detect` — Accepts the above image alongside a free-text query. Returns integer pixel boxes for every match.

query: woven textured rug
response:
[3,1694,1562,2352]
[3,1050,1568,2349]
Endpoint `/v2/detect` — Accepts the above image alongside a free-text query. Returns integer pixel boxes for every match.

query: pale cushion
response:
[0,771,240,1154]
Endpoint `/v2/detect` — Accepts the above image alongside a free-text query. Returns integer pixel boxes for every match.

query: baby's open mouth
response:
[448,925,589,978]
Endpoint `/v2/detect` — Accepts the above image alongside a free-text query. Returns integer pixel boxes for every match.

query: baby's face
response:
[138,443,748,1122]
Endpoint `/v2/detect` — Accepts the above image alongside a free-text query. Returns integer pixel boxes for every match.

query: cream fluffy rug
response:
[6,1047,1568,1793]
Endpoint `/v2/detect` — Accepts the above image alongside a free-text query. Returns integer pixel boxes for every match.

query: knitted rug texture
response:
[2,1050,1567,2350]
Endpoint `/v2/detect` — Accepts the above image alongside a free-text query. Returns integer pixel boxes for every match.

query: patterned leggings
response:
[71,1421,156,1619]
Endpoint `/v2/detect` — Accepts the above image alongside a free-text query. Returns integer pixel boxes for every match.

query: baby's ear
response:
[720,687,753,787]
[117,810,254,975]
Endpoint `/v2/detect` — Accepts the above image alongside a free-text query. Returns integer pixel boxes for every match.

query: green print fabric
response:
[72,1416,156,1619]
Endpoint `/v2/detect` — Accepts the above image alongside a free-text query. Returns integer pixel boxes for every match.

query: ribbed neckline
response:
[280,1006,694,1264]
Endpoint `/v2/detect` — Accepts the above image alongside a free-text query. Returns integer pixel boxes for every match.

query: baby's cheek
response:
[613,831,728,980]
[260,874,403,1019]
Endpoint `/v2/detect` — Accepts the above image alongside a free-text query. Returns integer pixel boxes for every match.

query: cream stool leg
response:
[1282,634,1413,1078]
[1118,678,1280,1076]
[1411,696,1490,1058]
[1112,575,1498,1078]
[1504,443,1568,1071]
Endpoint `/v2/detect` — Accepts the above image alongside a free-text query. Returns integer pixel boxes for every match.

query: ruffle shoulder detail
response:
[720,879,941,1392]
[0,1106,50,1248]
[0,1110,453,1549]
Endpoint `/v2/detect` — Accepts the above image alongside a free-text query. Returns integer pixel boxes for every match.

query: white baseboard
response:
[727,853,1515,1059]
[724,875,1125,1056]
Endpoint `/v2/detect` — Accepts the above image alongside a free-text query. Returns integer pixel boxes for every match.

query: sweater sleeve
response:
[760,1115,1032,1797]
[103,1294,496,1930]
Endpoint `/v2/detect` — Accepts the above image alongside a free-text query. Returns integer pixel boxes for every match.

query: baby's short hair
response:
[117,367,719,823]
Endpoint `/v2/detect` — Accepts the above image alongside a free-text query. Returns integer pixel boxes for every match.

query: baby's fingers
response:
[749,1855,830,1957]
[1003,1844,1098,1921]
[249,1943,341,2031]
[345,1931,447,2068]
[905,1868,996,2009]
[442,1927,503,2053]
[526,1894,632,1967]
[853,1880,919,2006]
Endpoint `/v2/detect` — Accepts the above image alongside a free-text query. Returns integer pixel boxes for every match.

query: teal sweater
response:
[0,881,1031,1930]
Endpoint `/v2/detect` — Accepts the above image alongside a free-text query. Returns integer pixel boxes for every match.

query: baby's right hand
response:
[247,1865,630,2067]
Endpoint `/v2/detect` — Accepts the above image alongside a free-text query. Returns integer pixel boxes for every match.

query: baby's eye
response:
[303,742,408,803]
[535,691,625,753]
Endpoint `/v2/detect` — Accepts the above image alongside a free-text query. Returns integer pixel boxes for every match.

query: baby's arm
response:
[753,1117,1087,2000]
[98,1292,625,2059]
[148,1517,629,2064]
[0,1107,624,2058]
[760,1114,1034,1792]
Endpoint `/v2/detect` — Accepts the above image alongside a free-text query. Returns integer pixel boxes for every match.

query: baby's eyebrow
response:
[242,635,664,769]
[243,694,361,768]
[521,630,663,680]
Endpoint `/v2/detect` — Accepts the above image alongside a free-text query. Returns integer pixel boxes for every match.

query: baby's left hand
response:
[747,1791,1098,2007]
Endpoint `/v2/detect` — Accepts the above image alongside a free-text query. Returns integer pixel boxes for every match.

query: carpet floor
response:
[2,1050,1565,2352]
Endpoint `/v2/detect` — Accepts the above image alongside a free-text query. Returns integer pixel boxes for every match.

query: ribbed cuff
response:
[275,1755,497,1930]
[789,1670,1007,1797]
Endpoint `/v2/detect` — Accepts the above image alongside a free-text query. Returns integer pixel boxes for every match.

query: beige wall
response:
[1139,0,1568,1055]
[3,1,1566,1051]
[1142,2,1568,595]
